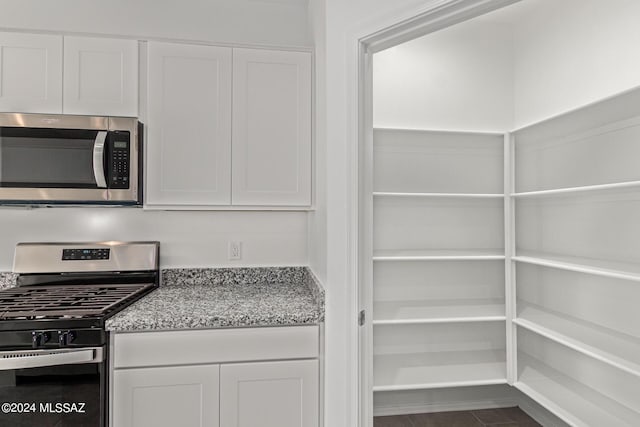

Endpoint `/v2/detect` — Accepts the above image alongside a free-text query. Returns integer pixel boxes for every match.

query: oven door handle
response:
[93,131,108,188]
[0,347,103,371]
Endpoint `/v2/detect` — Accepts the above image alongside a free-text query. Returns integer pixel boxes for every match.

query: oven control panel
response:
[12,330,106,350]
[58,331,76,347]
[62,248,110,261]
[31,331,77,348]
[31,331,50,348]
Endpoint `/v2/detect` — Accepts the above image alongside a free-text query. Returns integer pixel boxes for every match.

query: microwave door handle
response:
[0,348,103,370]
[93,131,108,188]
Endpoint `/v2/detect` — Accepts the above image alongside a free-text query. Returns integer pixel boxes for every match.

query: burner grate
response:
[0,283,153,319]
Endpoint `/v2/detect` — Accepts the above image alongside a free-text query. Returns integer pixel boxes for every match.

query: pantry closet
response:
[364,1,640,425]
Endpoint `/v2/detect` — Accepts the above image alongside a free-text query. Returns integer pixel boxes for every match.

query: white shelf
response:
[514,104,640,195]
[374,192,504,198]
[373,128,504,195]
[368,90,640,422]
[373,350,507,391]
[516,354,640,427]
[514,304,640,378]
[374,196,504,254]
[512,251,640,282]
[373,299,505,325]
[512,180,640,198]
[373,249,505,261]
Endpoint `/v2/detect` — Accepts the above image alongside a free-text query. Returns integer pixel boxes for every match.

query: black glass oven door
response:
[0,347,104,427]
[0,127,108,189]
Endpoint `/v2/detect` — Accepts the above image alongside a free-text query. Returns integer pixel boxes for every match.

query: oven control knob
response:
[31,331,50,348]
[58,331,76,347]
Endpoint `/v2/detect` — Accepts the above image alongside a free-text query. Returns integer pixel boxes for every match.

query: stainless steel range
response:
[0,241,159,427]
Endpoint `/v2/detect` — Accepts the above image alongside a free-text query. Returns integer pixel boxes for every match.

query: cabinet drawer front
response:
[113,325,319,368]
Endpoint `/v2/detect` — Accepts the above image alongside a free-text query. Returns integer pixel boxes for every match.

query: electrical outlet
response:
[228,241,242,260]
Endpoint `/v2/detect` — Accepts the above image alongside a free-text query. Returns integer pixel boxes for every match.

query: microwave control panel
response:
[109,132,130,189]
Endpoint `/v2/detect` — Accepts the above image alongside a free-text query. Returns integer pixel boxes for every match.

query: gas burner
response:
[0,283,154,320]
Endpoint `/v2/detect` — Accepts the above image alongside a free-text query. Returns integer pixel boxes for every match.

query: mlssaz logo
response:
[39,402,86,413]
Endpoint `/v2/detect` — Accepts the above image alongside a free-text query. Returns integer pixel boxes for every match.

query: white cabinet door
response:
[146,42,232,205]
[0,32,62,113]
[232,48,312,206]
[63,36,138,116]
[220,359,318,427]
[112,364,220,427]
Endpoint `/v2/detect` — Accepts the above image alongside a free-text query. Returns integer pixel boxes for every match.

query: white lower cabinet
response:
[112,365,220,427]
[220,360,318,427]
[110,326,320,427]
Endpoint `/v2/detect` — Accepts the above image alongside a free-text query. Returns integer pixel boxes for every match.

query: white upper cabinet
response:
[145,45,312,208]
[63,36,138,116]
[146,42,232,206]
[232,48,312,206]
[0,32,138,116]
[0,32,62,113]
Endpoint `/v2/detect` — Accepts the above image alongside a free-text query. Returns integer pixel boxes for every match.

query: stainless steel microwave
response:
[0,113,141,205]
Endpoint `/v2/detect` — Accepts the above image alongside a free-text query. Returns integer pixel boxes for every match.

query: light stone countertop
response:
[0,272,17,290]
[105,267,324,332]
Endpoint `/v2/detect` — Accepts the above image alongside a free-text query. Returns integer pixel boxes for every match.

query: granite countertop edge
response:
[0,272,18,290]
[105,266,325,332]
[0,267,325,332]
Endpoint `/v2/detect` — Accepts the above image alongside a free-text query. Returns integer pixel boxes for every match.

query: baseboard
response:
[373,397,518,417]
[518,393,571,427]
[372,384,570,426]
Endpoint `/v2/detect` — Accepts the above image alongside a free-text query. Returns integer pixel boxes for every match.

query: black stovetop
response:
[0,282,154,320]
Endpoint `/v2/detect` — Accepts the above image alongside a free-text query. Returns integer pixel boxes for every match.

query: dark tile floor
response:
[374,407,542,427]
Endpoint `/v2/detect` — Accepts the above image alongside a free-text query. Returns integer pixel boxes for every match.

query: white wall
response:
[373,18,514,132]
[372,0,640,131]
[0,208,307,270]
[308,0,328,284]
[512,0,640,128]
[0,0,312,271]
[319,2,444,426]
[0,0,311,48]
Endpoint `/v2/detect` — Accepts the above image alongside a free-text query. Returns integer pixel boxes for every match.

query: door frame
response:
[351,1,522,425]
